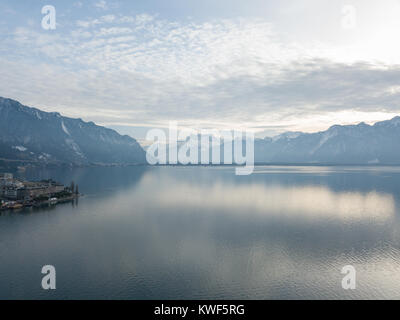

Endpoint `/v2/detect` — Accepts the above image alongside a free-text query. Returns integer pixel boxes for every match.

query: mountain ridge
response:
[2,96,400,166]
[0,97,146,166]
[255,116,400,164]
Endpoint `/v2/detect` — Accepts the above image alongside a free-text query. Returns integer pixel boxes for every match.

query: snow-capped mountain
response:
[255,117,400,164]
[2,96,400,166]
[0,97,146,165]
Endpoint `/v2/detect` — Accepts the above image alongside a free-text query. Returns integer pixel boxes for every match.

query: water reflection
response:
[149,181,395,221]
[1,166,400,299]
[18,165,148,196]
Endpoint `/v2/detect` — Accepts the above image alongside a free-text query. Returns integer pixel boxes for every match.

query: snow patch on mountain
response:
[65,138,85,159]
[12,145,27,152]
[38,153,51,160]
[61,121,70,136]
[310,128,339,155]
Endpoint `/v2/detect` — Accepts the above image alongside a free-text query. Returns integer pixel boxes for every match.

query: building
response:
[0,174,66,201]
[0,173,15,198]
[0,173,13,180]
[3,186,26,200]
[0,173,13,186]
[23,180,65,199]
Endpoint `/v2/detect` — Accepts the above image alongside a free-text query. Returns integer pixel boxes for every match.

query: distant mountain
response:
[255,117,400,164]
[2,96,400,166]
[146,117,400,165]
[0,97,146,165]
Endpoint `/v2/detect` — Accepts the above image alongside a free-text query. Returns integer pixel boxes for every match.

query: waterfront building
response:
[0,175,66,201]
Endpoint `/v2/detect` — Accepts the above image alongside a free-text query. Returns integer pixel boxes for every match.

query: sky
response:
[1,0,400,141]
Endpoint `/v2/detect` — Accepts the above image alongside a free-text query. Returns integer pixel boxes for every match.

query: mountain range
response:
[0,97,146,166]
[254,117,400,164]
[1,96,400,166]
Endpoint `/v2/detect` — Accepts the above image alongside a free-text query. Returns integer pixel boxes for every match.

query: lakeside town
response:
[0,172,79,211]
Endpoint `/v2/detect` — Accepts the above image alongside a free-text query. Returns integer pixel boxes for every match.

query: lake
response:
[1,165,400,299]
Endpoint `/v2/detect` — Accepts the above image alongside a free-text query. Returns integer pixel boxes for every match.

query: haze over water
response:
[1,165,400,299]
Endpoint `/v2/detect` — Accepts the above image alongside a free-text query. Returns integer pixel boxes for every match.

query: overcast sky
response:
[1,0,400,139]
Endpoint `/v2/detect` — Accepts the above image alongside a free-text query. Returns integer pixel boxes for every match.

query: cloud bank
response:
[1,2,400,137]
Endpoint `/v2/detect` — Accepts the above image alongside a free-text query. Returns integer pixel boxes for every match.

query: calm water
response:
[2,165,400,299]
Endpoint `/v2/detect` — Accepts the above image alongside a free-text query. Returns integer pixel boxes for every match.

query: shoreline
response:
[0,194,80,212]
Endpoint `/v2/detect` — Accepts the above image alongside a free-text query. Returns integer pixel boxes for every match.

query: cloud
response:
[76,15,117,28]
[2,13,400,136]
[94,0,108,10]
[73,2,83,8]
